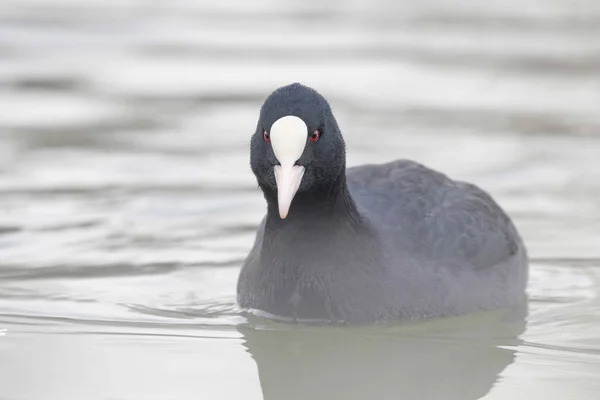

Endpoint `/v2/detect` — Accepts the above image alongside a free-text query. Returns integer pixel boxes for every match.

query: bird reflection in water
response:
[239,305,526,400]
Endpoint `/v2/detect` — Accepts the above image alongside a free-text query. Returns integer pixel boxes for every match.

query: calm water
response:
[1,1,600,399]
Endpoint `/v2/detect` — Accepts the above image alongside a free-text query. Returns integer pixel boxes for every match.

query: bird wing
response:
[347,160,521,270]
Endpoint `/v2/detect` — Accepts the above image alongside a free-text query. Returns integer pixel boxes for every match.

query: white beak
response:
[274,163,305,219]
[269,116,308,219]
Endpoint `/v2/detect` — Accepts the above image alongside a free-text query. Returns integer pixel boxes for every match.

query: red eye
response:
[263,131,270,142]
[309,130,320,143]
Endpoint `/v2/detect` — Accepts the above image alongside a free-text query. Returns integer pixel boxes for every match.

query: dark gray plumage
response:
[237,83,528,323]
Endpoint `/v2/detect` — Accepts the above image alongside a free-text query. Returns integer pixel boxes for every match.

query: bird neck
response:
[259,173,385,283]
[263,174,363,230]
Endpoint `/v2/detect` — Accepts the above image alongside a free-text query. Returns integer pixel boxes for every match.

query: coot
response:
[237,83,528,323]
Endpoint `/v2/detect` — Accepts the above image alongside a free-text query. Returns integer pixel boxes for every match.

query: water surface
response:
[1,1,600,399]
